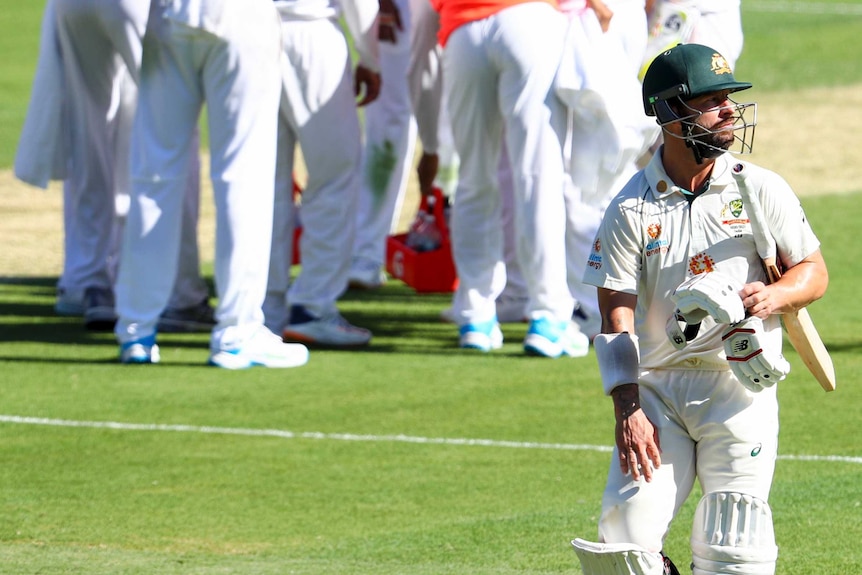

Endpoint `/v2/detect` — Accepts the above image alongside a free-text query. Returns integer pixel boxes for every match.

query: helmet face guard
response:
[653,89,757,159]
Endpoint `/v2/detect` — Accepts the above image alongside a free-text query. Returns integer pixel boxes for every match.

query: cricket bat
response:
[732,162,836,392]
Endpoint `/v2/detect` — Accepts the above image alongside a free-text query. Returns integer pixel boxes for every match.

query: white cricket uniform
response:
[265,0,379,325]
[646,0,743,70]
[115,0,282,346]
[52,0,147,301]
[352,0,417,273]
[582,150,821,551]
[17,0,208,312]
[440,1,573,324]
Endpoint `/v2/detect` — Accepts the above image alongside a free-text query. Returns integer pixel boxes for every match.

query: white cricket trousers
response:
[443,2,573,324]
[597,369,778,552]
[53,0,148,297]
[268,17,362,318]
[352,0,417,269]
[115,4,281,345]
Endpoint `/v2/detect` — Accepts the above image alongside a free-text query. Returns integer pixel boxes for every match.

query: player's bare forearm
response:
[597,289,636,334]
[740,250,828,318]
[612,384,661,482]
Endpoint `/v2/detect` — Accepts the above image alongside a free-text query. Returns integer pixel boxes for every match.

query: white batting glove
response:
[722,317,790,392]
[672,272,746,325]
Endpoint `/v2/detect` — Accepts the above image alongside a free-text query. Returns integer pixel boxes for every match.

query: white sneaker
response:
[282,306,372,347]
[458,319,504,352]
[119,335,161,364]
[209,327,309,369]
[348,258,387,289]
[523,317,589,358]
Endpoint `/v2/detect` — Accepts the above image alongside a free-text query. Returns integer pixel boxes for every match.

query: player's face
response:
[686,90,736,150]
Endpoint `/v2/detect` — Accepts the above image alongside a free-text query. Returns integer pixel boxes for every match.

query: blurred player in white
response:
[433,0,579,358]
[572,44,827,574]
[556,0,658,339]
[348,0,415,289]
[16,0,214,334]
[264,0,380,347]
[643,0,744,73]
[115,0,308,368]
[349,0,456,289]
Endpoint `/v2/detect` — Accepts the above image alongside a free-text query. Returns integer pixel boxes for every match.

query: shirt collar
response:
[645,148,735,200]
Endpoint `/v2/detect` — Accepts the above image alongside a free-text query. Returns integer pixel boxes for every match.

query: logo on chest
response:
[689,252,716,275]
[645,222,669,257]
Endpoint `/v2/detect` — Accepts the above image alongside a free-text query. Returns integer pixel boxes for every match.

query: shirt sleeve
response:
[759,171,821,268]
[582,180,646,294]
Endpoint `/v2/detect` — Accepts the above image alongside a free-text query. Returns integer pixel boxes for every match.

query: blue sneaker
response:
[120,334,160,364]
[523,317,589,358]
[458,319,503,352]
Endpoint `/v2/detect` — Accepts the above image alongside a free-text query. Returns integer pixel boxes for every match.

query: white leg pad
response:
[691,491,778,575]
[572,538,665,575]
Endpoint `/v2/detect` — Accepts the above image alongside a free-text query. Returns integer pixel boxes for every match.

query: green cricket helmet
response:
[642,43,757,159]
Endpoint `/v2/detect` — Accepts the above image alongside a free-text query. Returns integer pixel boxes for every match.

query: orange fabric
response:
[432,0,559,46]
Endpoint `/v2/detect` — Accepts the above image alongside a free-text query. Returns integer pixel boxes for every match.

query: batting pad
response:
[691,491,778,575]
[571,538,665,575]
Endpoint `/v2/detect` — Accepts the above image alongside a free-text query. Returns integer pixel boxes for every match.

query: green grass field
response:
[1,1,862,573]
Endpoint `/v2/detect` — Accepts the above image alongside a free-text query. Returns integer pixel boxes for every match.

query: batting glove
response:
[672,272,746,325]
[722,316,790,392]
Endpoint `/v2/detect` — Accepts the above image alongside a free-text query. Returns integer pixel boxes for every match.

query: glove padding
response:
[722,316,790,392]
[672,272,745,325]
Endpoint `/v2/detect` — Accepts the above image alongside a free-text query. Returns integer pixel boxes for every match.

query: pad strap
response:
[593,333,640,395]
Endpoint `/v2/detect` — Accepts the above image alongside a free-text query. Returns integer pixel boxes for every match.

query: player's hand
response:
[611,384,661,482]
[378,0,403,43]
[354,65,381,106]
[739,281,776,319]
[417,152,439,196]
[722,316,790,392]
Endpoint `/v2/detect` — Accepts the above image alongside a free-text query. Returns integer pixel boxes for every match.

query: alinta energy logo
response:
[645,222,669,257]
[751,443,763,457]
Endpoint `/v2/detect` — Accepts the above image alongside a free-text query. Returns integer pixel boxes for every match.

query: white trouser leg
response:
[353,0,416,268]
[279,19,362,317]
[444,3,571,323]
[443,21,506,325]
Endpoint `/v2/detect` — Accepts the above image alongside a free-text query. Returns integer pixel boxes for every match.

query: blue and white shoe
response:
[209,326,309,369]
[458,319,503,352]
[523,317,589,358]
[120,334,160,364]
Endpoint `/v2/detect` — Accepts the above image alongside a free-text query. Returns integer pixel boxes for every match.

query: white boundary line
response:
[745,1,862,16]
[2,414,861,465]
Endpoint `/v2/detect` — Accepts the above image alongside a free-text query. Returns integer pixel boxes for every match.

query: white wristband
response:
[593,332,640,395]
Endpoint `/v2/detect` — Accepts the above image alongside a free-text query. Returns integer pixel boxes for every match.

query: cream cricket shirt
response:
[583,149,821,371]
